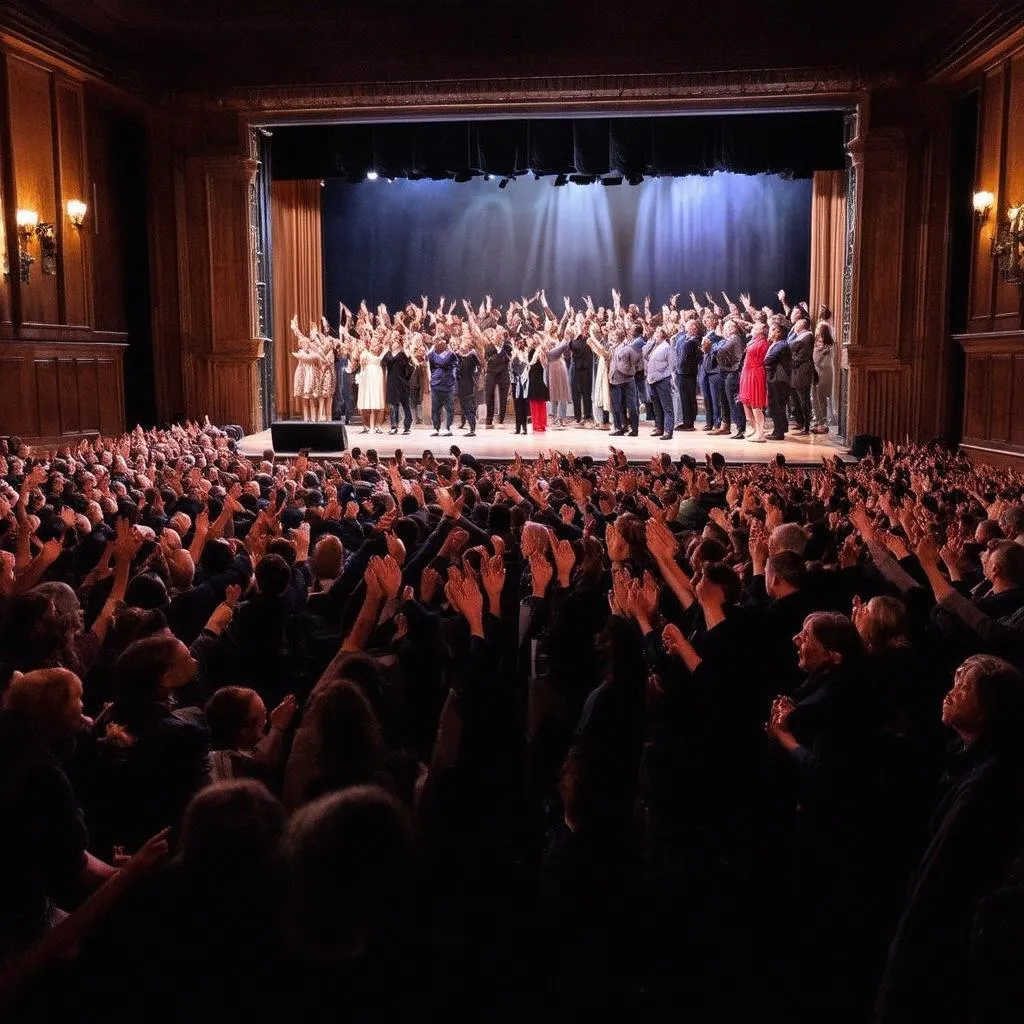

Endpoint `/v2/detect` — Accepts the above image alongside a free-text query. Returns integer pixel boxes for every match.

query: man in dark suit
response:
[673,319,701,431]
[763,329,793,441]
[788,320,815,436]
[568,333,594,425]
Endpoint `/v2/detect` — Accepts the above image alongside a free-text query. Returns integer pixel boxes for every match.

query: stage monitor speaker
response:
[269,421,348,454]
[850,433,882,459]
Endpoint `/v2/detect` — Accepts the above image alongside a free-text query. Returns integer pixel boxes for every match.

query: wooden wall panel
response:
[1011,354,1024,447]
[969,65,1005,330]
[55,80,90,327]
[0,355,30,433]
[206,173,254,346]
[84,94,127,334]
[962,353,990,439]
[33,358,60,436]
[76,357,100,432]
[988,353,1013,441]
[6,55,59,326]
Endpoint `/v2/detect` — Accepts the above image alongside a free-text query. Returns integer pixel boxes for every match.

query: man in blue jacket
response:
[700,314,724,432]
[427,336,458,437]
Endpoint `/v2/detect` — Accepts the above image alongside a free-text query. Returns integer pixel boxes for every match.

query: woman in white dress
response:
[289,316,318,422]
[358,336,386,433]
[586,322,614,430]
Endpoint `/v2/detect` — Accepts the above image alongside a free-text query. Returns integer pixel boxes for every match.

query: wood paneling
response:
[0,341,125,439]
[966,49,1024,333]
[54,79,90,327]
[958,333,1024,457]
[5,54,60,326]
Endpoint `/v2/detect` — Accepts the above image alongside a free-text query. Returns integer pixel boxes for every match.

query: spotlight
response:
[498,178,510,189]
[386,177,395,184]
[366,170,379,181]
[485,174,492,181]
[626,172,644,186]
[553,174,568,187]
[569,175,596,185]
[602,176,623,186]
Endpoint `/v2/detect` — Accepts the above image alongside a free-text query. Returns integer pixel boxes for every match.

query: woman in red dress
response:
[738,323,769,442]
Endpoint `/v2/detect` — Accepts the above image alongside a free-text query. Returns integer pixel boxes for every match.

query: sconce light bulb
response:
[1008,206,1021,223]
[15,208,38,230]
[973,190,995,215]
[66,199,87,226]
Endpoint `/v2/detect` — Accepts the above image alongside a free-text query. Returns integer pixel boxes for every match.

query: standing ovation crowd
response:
[287,288,837,441]
[1,422,1023,1024]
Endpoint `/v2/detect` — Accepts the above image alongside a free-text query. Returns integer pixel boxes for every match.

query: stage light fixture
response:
[498,178,510,189]
[366,170,379,181]
[569,175,596,185]
[484,174,492,181]
[553,174,568,187]
[626,172,644,186]
[602,176,623,186]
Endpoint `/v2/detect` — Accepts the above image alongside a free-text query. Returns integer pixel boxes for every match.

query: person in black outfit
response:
[483,334,512,428]
[788,321,815,436]
[568,332,594,424]
[456,340,481,437]
[673,319,701,430]
[381,339,414,436]
[763,326,793,440]
[873,654,1024,1024]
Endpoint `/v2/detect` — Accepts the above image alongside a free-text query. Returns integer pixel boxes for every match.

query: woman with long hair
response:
[812,320,836,434]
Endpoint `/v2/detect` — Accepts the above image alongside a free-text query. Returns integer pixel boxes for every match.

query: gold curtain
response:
[271,180,324,420]
[809,170,847,415]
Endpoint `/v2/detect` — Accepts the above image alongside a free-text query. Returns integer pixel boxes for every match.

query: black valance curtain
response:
[271,111,846,183]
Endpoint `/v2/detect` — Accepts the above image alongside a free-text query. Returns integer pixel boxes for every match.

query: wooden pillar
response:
[175,149,264,432]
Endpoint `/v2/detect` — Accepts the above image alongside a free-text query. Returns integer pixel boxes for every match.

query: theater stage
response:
[238,422,852,467]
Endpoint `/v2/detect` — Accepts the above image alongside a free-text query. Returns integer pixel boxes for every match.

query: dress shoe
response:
[731,431,745,440]
[677,424,695,431]
[629,430,639,437]
[794,428,810,436]
[610,428,627,437]
[767,433,785,441]
[651,429,664,437]
[660,433,673,441]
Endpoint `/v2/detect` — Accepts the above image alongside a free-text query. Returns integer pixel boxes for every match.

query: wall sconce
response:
[35,222,57,276]
[66,199,87,228]
[993,203,1024,285]
[973,190,995,219]
[10,209,38,283]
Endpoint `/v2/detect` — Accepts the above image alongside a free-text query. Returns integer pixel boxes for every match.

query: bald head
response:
[312,535,344,582]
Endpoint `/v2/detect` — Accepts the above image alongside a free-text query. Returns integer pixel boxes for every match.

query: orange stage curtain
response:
[272,180,323,420]
[809,170,847,410]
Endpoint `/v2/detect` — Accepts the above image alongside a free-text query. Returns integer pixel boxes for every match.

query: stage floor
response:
[239,422,851,466]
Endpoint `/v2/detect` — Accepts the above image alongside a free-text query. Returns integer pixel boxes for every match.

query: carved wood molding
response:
[926,6,1024,83]
[955,330,1024,353]
[193,68,890,121]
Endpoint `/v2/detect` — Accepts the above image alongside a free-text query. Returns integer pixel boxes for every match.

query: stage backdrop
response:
[322,172,812,318]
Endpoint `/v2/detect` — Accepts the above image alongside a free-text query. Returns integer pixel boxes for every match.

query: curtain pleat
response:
[809,170,847,415]
[272,180,324,420]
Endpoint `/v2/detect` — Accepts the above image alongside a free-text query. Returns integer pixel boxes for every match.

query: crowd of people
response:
[2,420,1023,1023]
[290,288,837,442]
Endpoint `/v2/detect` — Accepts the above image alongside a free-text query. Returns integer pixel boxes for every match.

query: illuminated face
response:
[794,618,833,674]
[942,663,983,733]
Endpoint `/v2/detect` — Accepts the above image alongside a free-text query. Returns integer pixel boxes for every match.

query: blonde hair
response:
[3,668,78,732]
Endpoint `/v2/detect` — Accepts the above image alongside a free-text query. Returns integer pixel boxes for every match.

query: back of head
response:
[113,634,181,719]
[767,550,806,592]
[284,785,415,956]
[167,548,195,590]
[200,537,233,577]
[205,685,259,750]
[255,553,291,598]
[770,522,809,558]
[312,535,344,581]
[124,572,169,611]
[32,581,81,621]
[2,667,79,740]
[178,779,285,890]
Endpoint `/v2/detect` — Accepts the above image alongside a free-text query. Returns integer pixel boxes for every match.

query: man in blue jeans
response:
[427,336,458,436]
[643,328,676,440]
[700,314,724,431]
[608,334,642,436]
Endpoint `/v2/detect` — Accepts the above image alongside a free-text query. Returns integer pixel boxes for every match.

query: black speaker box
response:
[850,433,882,459]
[269,421,348,454]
